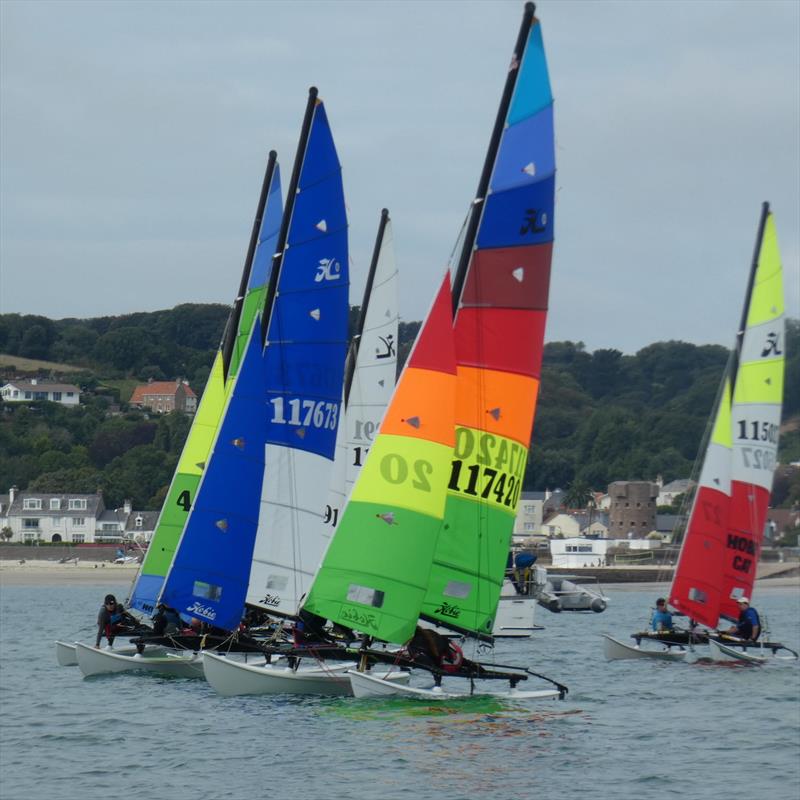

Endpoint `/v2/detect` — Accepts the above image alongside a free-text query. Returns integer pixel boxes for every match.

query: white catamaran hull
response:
[203,652,410,697]
[56,640,149,667]
[707,638,768,664]
[75,642,204,678]
[602,634,688,662]
[348,670,560,701]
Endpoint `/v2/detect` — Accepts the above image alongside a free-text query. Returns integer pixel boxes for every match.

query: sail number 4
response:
[269,397,339,430]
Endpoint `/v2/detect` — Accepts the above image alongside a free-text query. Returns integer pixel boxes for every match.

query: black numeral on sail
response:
[176,490,191,512]
[448,460,520,508]
[736,420,778,444]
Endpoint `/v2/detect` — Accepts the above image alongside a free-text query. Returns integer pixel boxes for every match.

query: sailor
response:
[650,598,673,632]
[95,594,132,648]
[727,597,761,641]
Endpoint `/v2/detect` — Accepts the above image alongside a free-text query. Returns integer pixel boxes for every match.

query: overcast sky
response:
[1,0,798,354]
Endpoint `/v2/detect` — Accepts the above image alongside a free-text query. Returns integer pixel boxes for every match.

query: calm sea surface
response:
[1,582,798,800]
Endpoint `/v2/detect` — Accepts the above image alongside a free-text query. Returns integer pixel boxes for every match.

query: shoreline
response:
[0,559,139,587]
[1,559,798,591]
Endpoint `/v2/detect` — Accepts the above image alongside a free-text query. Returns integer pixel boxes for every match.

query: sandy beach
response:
[0,559,140,587]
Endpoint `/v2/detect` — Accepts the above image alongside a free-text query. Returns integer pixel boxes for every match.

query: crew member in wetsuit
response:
[406,627,469,674]
[152,603,182,635]
[95,594,134,647]
[727,597,761,641]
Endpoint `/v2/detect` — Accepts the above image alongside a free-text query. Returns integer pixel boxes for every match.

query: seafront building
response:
[0,487,155,544]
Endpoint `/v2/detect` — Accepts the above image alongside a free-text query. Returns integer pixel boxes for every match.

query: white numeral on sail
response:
[269,397,339,430]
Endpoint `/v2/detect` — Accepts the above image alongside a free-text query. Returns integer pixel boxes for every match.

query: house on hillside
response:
[1,379,80,406]
[656,477,694,507]
[129,380,197,414]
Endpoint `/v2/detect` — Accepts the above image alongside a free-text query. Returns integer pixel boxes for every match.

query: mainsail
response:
[160,90,349,631]
[243,91,350,620]
[302,275,457,645]
[128,151,282,616]
[420,3,556,639]
[669,203,784,627]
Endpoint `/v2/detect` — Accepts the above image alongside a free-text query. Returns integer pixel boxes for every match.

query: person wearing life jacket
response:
[727,597,761,641]
[650,598,673,632]
[152,603,182,635]
[95,594,132,647]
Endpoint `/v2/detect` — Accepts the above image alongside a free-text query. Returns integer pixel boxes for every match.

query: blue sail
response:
[160,99,349,630]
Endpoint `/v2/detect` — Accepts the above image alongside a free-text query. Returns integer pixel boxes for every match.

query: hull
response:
[55,641,78,666]
[203,652,410,697]
[707,638,768,664]
[348,670,560,701]
[493,595,539,638]
[75,643,204,678]
[602,634,687,662]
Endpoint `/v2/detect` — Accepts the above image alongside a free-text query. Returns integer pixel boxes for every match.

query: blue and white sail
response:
[161,92,349,631]
[242,94,351,620]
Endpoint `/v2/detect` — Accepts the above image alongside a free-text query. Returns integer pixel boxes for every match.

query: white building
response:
[550,537,663,568]
[3,488,147,544]
[1,379,81,406]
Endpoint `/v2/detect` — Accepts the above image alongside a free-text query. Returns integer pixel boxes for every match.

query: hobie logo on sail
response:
[434,601,461,619]
[186,601,216,621]
[314,257,342,282]
[761,331,782,358]
[260,593,280,607]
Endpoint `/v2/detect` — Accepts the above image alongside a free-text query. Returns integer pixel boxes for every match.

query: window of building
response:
[53,392,62,401]
[23,498,42,510]
[50,498,61,510]
[72,518,85,527]
[135,516,143,528]
[101,523,118,531]
[23,533,36,543]
[34,391,47,400]
[523,522,535,531]
[68,499,87,510]
[24,391,32,399]
[71,534,85,544]
[52,517,63,527]
[66,392,74,397]
[23,518,40,529]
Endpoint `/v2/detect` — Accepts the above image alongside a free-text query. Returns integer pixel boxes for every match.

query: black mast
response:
[220,150,278,380]
[450,2,536,315]
[342,208,391,405]
[729,201,770,397]
[260,87,319,347]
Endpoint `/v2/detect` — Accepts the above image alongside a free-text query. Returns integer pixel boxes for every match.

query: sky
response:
[1,0,798,354]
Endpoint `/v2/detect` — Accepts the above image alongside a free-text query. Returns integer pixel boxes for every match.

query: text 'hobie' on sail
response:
[126,150,283,619]
[604,203,797,663]
[303,3,567,701]
[157,88,350,635]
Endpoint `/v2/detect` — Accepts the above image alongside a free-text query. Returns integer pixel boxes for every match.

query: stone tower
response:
[607,481,659,538]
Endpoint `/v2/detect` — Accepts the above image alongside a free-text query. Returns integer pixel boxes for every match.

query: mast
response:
[343,208,390,405]
[261,87,319,346]
[220,151,278,380]
[729,201,770,397]
[450,2,536,314]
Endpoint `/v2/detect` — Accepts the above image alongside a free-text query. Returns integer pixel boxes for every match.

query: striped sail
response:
[420,6,555,639]
[720,206,784,621]
[668,375,731,627]
[302,275,457,645]
[128,154,282,616]
[244,97,350,619]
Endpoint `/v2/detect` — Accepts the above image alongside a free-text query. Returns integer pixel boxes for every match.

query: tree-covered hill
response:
[1,307,797,510]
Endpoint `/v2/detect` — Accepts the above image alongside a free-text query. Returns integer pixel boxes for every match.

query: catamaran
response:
[297,2,567,701]
[603,203,797,664]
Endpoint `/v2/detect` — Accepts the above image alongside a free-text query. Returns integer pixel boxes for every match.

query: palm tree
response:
[563,480,593,510]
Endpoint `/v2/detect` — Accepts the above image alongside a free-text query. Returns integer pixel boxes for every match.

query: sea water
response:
[1,582,798,800]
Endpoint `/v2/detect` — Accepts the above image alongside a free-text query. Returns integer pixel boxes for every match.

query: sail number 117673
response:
[269,397,339,430]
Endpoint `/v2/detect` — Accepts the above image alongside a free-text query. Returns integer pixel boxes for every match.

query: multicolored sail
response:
[244,93,350,620]
[128,153,282,616]
[720,204,784,621]
[419,4,555,639]
[302,275,457,645]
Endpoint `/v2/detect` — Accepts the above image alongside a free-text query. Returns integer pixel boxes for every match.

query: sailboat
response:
[62,152,283,673]
[603,203,797,663]
[299,2,567,701]
[203,209,406,696]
